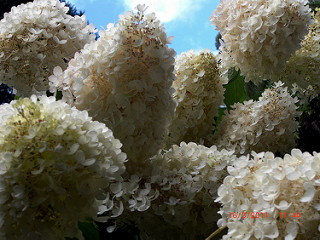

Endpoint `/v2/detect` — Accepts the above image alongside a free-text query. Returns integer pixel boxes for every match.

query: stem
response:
[205,225,227,240]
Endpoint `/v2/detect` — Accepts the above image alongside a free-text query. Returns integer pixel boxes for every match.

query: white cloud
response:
[122,0,204,23]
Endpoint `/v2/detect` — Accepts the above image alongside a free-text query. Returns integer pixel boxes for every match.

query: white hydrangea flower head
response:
[0,0,96,96]
[118,174,160,213]
[0,96,127,239]
[167,49,227,147]
[128,142,236,240]
[49,4,176,173]
[96,172,161,235]
[210,0,313,84]
[277,10,320,102]
[291,83,319,105]
[216,149,320,240]
[214,82,300,155]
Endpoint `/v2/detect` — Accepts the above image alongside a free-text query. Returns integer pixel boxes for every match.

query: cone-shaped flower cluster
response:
[49,4,176,173]
[278,9,320,101]
[0,96,127,239]
[216,149,320,240]
[214,82,300,155]
[128,142,236,240]
[210,0,312,83]
[167,49,227,147]
[0,0,96,96]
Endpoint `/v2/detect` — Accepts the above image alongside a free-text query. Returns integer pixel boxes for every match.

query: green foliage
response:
[223,68,247,111]
[78,218,100,240]
[213,105,226,135]
[215,32,222,50]
[308,0,320,13]
[296,95,314,127]
[65,218,99,240]
[244,80,271,101]
[213,68,247,134]
[56,90,63,100]
[60,0,85,17]
[214,68,270,134]
[0,0,32,20]
[45,90,63,100]
[96,221,141,240]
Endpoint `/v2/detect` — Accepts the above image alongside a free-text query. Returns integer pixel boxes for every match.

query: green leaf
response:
[244,80,271,101]
[79,218,100,240]
[46,90,63,100]
[56,90,63,101]
[213,105,227,135]
[65,218,100,240]
[223,68,247,111]
[80,218,100,240]
[97,220,141,240]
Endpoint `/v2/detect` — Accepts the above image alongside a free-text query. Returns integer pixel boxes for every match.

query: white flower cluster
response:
[214,82,300,155]
[49,4,176,173]
[210,0,312,84]
[96,173,161,234]
[108,174,160,234]
[130,142,236,240]
[291,83,320,105]
[0,96,127,239]
[278,10,320,102]
[0,0,96,96]
[216,149,320,240]
[167,49,227,147]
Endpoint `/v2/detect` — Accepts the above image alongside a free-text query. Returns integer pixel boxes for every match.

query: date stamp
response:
[228,212,302,219]
[228,212,268,219]
[278,212,301,218]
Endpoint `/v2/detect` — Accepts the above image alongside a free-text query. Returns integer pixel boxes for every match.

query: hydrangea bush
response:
[0,0,320,239]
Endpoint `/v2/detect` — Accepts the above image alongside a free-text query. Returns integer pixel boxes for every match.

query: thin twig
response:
[205,225,227,240]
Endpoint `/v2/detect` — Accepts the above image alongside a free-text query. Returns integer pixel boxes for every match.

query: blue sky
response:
[67,0,220,55]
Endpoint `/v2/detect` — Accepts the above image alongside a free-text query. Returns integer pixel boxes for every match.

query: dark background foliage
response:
[309,0,320,13]
[296,96,320,153]
[294,0,320,154]
[0,0,32,19]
